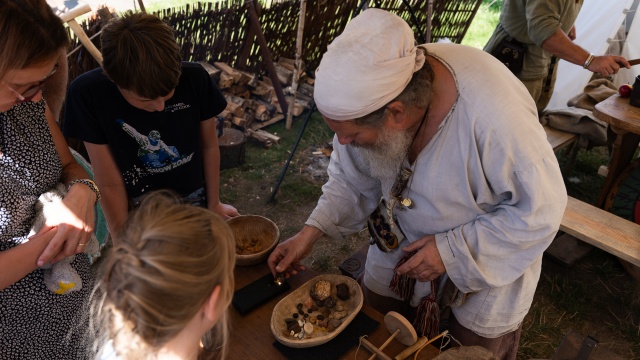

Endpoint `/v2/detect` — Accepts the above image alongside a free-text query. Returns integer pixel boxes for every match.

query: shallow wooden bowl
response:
[271,274,363,348]
[227,215,279,266]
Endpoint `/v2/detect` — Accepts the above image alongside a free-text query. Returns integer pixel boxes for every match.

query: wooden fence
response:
[67,0,482,82]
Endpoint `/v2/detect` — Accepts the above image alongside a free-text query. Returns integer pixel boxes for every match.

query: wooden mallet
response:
[360,312,418,360]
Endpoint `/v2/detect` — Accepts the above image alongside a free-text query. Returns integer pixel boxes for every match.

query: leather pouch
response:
[366,198,406,253]
[491,37,526,75]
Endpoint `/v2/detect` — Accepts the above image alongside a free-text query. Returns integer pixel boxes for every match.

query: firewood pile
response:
[199,58,315,148]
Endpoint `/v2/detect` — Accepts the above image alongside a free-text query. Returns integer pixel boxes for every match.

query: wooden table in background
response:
[592,94,640,208]
[229,264,441,360]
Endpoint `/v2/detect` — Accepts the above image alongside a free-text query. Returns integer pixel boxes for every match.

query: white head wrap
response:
[314,8,425,121]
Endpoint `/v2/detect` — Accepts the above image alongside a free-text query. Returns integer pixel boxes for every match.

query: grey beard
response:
[355,129,414,195]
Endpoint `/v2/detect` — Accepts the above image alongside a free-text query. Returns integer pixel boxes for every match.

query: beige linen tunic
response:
[306,43,567,337]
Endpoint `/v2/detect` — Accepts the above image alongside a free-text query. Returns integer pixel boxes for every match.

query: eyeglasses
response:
[2,63,58,104]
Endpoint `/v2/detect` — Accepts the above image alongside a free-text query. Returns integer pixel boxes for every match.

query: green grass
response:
[461,0,502,49]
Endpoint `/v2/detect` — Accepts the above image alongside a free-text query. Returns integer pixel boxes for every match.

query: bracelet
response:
[68,179,101,205]
[583,53,595,69]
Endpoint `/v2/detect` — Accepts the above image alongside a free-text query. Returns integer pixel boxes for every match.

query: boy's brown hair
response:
[101,11,182,99]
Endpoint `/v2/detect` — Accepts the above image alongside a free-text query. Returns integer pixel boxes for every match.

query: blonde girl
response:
[95,191,235,360]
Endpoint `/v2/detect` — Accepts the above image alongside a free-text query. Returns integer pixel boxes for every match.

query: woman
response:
[0,1,99,358]
[94,191,235,360]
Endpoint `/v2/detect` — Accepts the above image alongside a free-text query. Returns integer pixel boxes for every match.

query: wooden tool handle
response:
[394,336,428,360]
[361,338,393,360]
[629,58,640,66]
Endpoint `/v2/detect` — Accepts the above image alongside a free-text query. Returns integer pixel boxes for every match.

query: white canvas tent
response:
[547,0,638,111]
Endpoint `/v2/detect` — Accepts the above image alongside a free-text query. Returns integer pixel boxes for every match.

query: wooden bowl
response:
[227,215,279,266]
[271,274,363,348]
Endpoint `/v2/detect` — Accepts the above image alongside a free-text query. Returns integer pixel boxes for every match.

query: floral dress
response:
[0,100,95,359]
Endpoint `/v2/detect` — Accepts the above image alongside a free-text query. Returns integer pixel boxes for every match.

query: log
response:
[298,82,314,98]
[232,115,252,128]
[214,62,243,84]
[238,70,259,88]
[254,104,270,121]
[251,114,284,130]
[245,129,279,147]
[218,72,235,89]
[198,61,221,83]
[251,81,274,102]
[273,63,293,86]
[277,57,296,72]
[224,94,246,117]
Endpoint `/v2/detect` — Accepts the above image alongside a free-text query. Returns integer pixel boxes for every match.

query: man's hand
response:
[267,226,323,278]
[588,55,630,77]
[395,235,445,282]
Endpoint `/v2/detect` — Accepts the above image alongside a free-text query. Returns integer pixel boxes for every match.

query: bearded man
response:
[268,9,566,360]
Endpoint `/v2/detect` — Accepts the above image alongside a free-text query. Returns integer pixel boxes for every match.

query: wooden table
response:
[229,263,441,360]
[592,94,640,208]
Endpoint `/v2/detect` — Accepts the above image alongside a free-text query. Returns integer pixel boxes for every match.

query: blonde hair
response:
[95,191,235,359]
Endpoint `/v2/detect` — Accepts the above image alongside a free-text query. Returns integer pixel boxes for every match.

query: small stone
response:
[333,311,347,320]
[317,314,325,321]
[303,322,314,334]
[293,313,299,318]
[329,318,342,329]
[303,297,314,309]
[323,297,336,308]
[303,313,309,318]
[309,316,317,324]
[336,283,350,301]
[311,305,319,312]
[310,280,332,301]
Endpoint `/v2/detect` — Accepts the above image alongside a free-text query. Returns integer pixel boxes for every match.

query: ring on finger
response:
[78,243,86,246]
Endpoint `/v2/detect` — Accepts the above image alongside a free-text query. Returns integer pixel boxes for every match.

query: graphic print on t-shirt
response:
[116,119,194,173]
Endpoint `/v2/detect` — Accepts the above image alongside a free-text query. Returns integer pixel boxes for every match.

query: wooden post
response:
[426,0,434,43]
[137,0,147,13]
[285,0,307,129]
[59,4,103,66]
[244,0,289,116]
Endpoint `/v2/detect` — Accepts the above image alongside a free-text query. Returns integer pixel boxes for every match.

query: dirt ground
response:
[221,139,640,360]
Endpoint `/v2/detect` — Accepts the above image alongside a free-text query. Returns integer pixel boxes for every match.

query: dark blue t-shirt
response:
[63,62,227,201]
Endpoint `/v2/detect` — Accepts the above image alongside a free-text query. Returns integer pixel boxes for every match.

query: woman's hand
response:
[33,184,96,266]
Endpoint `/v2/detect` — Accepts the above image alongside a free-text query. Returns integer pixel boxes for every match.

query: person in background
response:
[93,191,235,360]
[268,9,566,360]
[63,12,239,241]
[484,0,630,113]
[0,1,98,358]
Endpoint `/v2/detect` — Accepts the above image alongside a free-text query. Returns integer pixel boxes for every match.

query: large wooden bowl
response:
[227,215,279,266]
[271,274,363,348]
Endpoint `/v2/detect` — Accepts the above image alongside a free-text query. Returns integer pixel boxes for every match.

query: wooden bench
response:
[544,125,578,151]
[340,196,640,279]
[560,196,640,268]
[544,125,580,174]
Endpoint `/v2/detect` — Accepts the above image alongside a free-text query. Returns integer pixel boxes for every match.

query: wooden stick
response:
[426,0,434,43]
[368,328,400,360]
[412,331,448,360]
[361,337,393,360]
[286,0,307,129]
[244,0,288,116]
[394,336,428,360]
[59,4,103,65]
